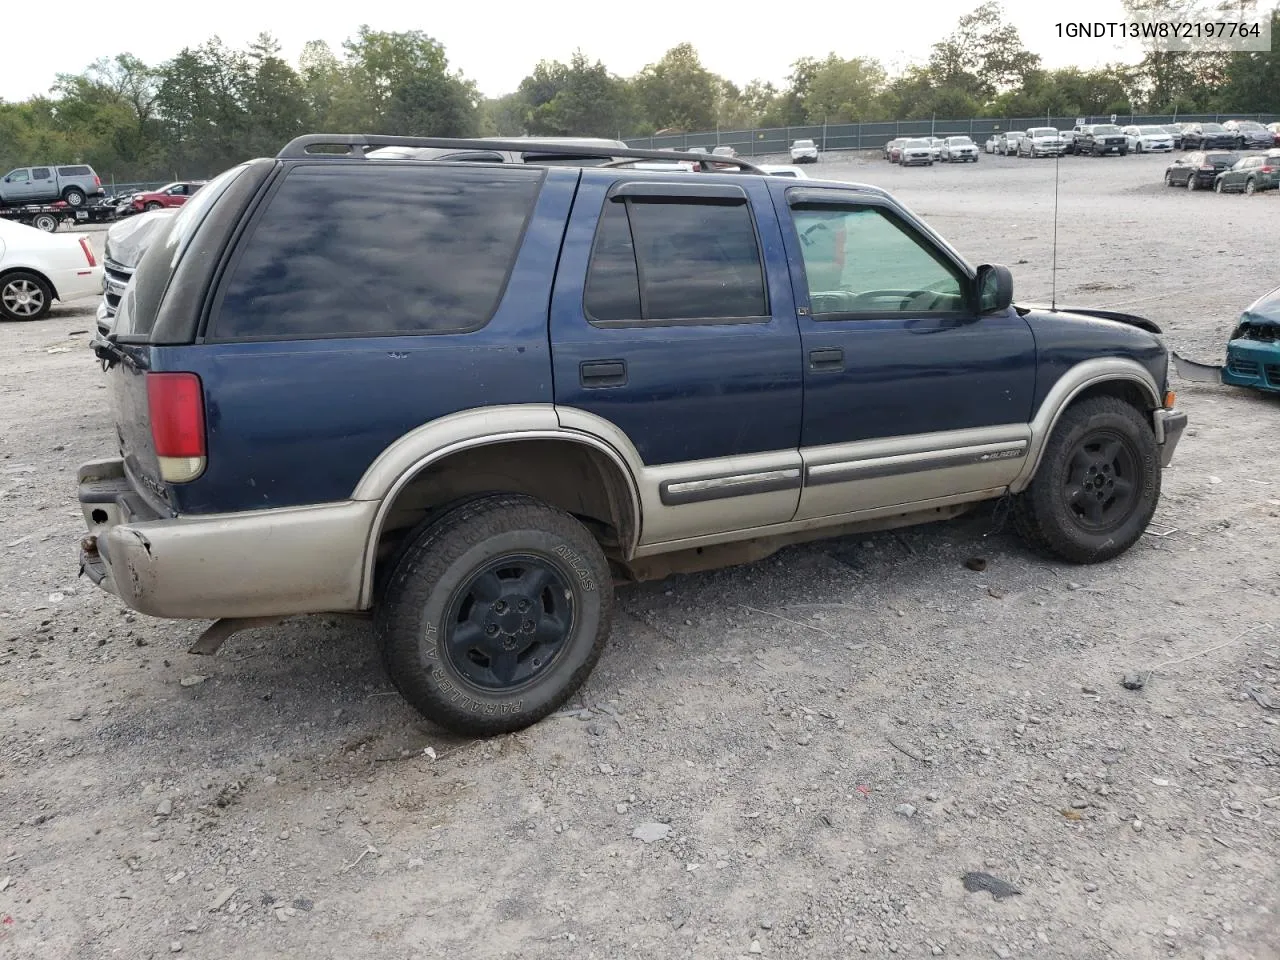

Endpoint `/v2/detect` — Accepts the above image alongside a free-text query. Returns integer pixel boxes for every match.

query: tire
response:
[1119,149,1128,156]
[1164,172,1174,187]
[1187,174,1197,191]
[61,187,86,207]
[1245,177,1256,195]
[144,201,162,211]
[1012,397,1160,564]
[0,270,54,321]
[376,493,613,736]
[32,213,58,232]
[1134,142,1142,154]
[1214,178,1224,193]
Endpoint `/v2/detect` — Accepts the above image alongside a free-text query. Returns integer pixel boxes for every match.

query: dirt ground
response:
[2,151,1278,960]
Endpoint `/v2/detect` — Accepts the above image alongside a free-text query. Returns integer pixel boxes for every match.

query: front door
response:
[776,186,1038,522]
[3,169,34,202]
[550,174,804,545]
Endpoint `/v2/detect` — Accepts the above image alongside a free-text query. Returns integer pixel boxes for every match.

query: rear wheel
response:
[32,213,58,232]
[1214,178,1225,193]
[1014,397,1159,564]
[376,494,613,736]
[1245,177,1257,195]
[0,270,54,321]
[1164,172,1174,187]
[61,187,86,207]
[1187,175,1197,191]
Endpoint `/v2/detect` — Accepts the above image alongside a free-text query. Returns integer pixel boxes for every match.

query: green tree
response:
[241,34,311,156]
[343,26,479,136]
[154,38,251,175]
[800,54,887,122]
[928,1,1041,103]
[632,44,722,132]
[1215,8,1280,110]
[517,52,632,137]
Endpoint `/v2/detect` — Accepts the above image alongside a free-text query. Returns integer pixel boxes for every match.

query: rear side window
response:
[32,168,51,179]
[583,197,767,325]
[58,166,91,176]
[212,163,542,340]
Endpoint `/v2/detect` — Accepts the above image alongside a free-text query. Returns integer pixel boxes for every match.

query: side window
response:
[31,168,51,180]
[213,163,543,340]
[9,169,30,183]
[791,204,966,317]
[583,195,768,325]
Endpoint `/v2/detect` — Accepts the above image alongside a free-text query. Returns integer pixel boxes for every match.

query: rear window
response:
[58,165,92,176]
[117,164,249,339]
[211,163,542,340]
[584,196,767,325]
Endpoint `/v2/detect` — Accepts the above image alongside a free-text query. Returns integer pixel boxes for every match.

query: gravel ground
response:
[2,153,1278,960]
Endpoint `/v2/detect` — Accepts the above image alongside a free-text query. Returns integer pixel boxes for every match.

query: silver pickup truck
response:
[0,164,104,207]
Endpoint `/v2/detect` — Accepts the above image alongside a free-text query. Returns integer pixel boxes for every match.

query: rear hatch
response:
[99,160,274,515]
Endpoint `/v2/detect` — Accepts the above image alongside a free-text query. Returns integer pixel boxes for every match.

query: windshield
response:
[947,137,974,144]
[1005,131,1024,138]
[1139,126,1166,134]
[794,140,814,147]
[1205,152,1237,162]
[1202,123,1226,132]
[1235,121,1263,130]
[1092,125,1122,134]
[1027,128,1056,137]
[905,139,930,147]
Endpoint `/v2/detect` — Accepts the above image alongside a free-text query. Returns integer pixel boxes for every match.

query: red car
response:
[128,181,206,213]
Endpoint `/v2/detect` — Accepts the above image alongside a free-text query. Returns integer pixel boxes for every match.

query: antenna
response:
[1050,149,1061,311]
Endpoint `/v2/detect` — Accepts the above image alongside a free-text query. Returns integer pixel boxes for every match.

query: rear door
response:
[29,167,56,202]
[549,174,804,545]
[775,184,1037,522]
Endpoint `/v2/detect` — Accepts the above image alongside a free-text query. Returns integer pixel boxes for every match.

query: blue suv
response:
[79,136,1187,735]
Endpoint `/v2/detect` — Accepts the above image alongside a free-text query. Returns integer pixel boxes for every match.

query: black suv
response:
[1070,124,1128,156]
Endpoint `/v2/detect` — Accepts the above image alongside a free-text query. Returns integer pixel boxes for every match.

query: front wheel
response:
[0,270,54,321]
[144,201,162,211]
[1187,175,1197,191]
[1214,178,1225,193]
[1013,397,1160,564]
[376,494,613,736]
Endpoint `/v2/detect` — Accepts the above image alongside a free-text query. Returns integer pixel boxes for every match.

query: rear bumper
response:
[1154,408,1188,467]
[78,457,376,619]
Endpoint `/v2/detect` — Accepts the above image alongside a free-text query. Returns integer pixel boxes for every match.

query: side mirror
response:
[976,263,1014,314]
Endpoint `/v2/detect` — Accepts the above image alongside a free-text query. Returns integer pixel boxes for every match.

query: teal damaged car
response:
[1173,285,1280,393]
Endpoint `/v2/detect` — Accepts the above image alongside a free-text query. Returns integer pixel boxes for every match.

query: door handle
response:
[808,347,844,371]
[580,359,627,388]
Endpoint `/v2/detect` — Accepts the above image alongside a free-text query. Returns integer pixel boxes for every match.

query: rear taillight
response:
[1200,165,1214,171]
[93,175,101,188]
[147,372,207,483]
[78,236,96,267]
[1262,166,1274,173]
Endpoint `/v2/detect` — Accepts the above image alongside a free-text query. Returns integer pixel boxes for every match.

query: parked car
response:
[1071,124,1128,156]
[0,218,103,320]
[1161,125,1185,149]
[899,138,935,166]
[1017,128,1066,158]
[78,135,1186,737]
[126,181,206,213]
[997,131,1024,156]
[1222,120,1274,151]
[0,164,104,207]
[927,137,946,161]
[1174,285,1280,395]
[984,133,1002,154]
[884,138,905,160]
[1164,151,1240,190]
[757,164,811,178]
[789,139,819,163]
[96,208,177,335]
[1212,155,1277,195]
[940,136,979,162]
[1122,125,1175,153]
[1180,123,1236,151]
[711,145,737,159]
[1268,122,1280,145]
[887,139,908,163]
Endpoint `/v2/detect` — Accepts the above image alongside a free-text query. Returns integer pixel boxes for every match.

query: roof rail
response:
[276,134,766,173]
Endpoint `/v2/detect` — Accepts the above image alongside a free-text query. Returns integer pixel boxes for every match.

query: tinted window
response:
[792,205,966,317]
[1202,124,1226,132]
[214,163,542,340]
[583,196,767,324]
[58,166,91,176]
[31,168,51,179]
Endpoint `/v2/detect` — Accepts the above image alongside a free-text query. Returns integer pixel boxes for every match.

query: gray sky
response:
[2,0,1147,102]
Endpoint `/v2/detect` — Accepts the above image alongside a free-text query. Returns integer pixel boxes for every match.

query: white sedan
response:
[758,164,811,178]
[0,218,103,321]
[789,139,819,163]
[1122,125,1175,153]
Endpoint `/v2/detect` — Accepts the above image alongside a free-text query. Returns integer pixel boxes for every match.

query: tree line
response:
[1,2,1277,183]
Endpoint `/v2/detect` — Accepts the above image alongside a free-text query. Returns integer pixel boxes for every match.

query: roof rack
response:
[276,134,766,173]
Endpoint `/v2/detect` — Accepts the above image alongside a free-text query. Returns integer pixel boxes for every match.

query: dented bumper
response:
[77,457,376,619]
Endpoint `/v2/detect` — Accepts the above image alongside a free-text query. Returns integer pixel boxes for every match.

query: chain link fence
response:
[625,113,1280,156]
